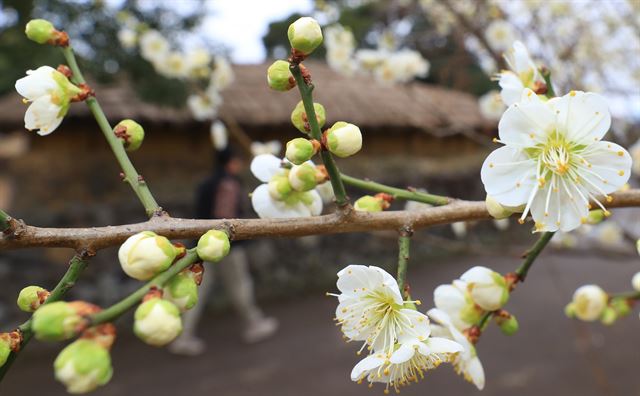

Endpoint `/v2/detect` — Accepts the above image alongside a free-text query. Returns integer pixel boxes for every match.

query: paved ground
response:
[2,249,639,396]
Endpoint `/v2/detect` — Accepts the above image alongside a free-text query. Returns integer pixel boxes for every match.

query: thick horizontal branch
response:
[2,189,640,251]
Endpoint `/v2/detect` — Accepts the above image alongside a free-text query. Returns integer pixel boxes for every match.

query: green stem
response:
[341,174,450,206]
[61,47,161,217]
[396,233,411,295]
[515,232,555,281]
[90,249,199,325]
[0,209,11,232]
[542,69,556,98]
[0,254,89,381]
[610,290,640,300]
[290,64,349,207]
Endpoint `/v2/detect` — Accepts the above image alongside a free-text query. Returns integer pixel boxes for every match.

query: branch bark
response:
[2,189,640,251]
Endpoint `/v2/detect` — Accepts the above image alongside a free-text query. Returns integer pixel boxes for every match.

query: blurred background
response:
[0,0,639,395]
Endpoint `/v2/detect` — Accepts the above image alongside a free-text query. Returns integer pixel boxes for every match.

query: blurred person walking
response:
[170,147,278,355]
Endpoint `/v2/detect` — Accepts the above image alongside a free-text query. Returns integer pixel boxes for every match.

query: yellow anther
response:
[618,170,625,176]
[569,90,576,96]
[518,218,525,224]
[617,151,624,156]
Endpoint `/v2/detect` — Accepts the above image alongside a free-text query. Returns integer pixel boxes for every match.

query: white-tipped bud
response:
[31,301,82,341]
[354,195,385,212]
[196,230,231,263]
[285,138,316,165]
[17,285,50,312]
[287,17,323,56]
[133,298,182,346]
[268,174,293,200]
[324,121,362,158]
[267,60,295,91]
[291,100,326,133]
[460,266,510,311]
[485,195,514,219]
[54,339,112,394]
[571,285,608,321]
[163,272,199,312]
[632,272,640,292]
[118,231,180,281]
[288,163,325,192]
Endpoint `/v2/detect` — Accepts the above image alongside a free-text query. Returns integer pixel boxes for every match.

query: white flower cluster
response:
[330,265,464,393]
[324,24,429,84]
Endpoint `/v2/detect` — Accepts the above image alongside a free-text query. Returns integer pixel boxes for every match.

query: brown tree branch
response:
[2,190,640,251]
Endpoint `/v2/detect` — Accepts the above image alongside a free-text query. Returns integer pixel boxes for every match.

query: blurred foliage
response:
[0,0,206,106]
[262,0,493,95]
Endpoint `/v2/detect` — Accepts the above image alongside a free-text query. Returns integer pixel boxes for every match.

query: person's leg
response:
[218,246,278,343]
[169,264,215,355]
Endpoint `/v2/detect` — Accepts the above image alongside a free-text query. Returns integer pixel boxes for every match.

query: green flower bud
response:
[495,313,519,336]
[163,272,199,312]
[288,163,321,192]
[0,336,10,368]
[291,100,326,133]
[485,195,513,219]
[25,19,56,44]
[118,231,179,281]
[114,119,145,152]
[17,285,50,312]
[600,306,617,326]
[609,297,631,317]
[268,174,293,200]
[288,17,323,56]
[196,230,231,263]
[324,121,362,158]
[54,339,112,394]
[586,209,606,225]
[267,60,295,91]
[354,196,384,212]
[285,138,316,165]
[32,301,82,341]
[134,298,182,346]
[564,302,576,318]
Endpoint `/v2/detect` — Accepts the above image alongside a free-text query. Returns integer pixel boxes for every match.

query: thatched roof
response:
[0,62,490,135]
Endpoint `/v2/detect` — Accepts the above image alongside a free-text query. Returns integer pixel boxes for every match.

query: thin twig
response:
[396,227,413,296]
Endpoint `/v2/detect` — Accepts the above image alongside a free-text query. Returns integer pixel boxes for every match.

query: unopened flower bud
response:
[586,209,606,225]
[494,311,519,335]
[0,335,11,368]
[485,195,513,219]
[17,285,50,312]
[54,339,112,394]
[291,100,326,133]
[133,298,182,346]
[196,230,230,263]
[564,302,576,318]
[632,271,640,291]
[163,272,199,312]
[267,60,295,91]
[354,195,386,212]
[609,297,631,317]
[600,307,617,326]
[118,231,180,281]
[571,285,608,321]
[25,19,56,44]
[113,119,144,152]
[32,301,82,341]
[324,121,362,158]
[288,163,324,192]
[268,174,293,200]
[636,239,640,256]
[285,138,317,165]
[287,17,323,56]
[460,266,510,311]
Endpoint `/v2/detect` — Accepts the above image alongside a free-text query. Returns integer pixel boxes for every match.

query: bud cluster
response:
[565,284,634,325]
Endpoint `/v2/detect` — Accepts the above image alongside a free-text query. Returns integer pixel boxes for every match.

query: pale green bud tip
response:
[25,19,56,44]
[196,230,231,263]
[288,163,321,192]
[485,195,512,219]
[600,307,617,326]
[0,337,11,368]
[163,273,199,312]
[609,297,631,317]
[586,209,605,225]
[325,121,362,158]
[54,339,112,394]
[497,315,519,335]
[290,100,326,133]
[286,138,315,165]
[134,299,183,346]
[288,17,323,55]
[114,119,145,152]
[354,196,384,212]
[32,301,81,341]
[17,285,49,312]
[564,302,576,318]
[119,231,178,281]
[267,60,295,91]
[268,174,293,200]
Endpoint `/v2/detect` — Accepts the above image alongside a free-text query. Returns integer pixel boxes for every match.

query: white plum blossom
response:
[485,20,516,52]
[481,89,631,233]
[374,50,430,84]
[187,94,217,121]
[631,272,640,292]
[139,30,170,64]
[478,90,506,121]
[209,121,228,150]
[117,28,137,49]
[497,41,545,106]
[209,56,235,90]
[250,154,322,218]
[330,265,430,355]
[350,336,462,393]
[185,48,211,75]
[434,280,484,331]
[250,140,282,157]
[155,51,189,79]
[428,308,485,390]
[460,266,509,311]
[15,66,82,135]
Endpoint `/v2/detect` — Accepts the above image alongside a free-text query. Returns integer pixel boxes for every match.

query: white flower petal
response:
[423,336,464,355]
[499,89,555,145]
[250,154,283,182]
[498,71,524,106]
[350,354,385,381]
[389,342,417,364]
[481,146,536,207]
[549,91,611,144]
[15,66,59,100]
[579,141,631,195]
[530,181,588,232]
[24,95,64,135]
[466,356,485,390]
[397,309,430,343]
